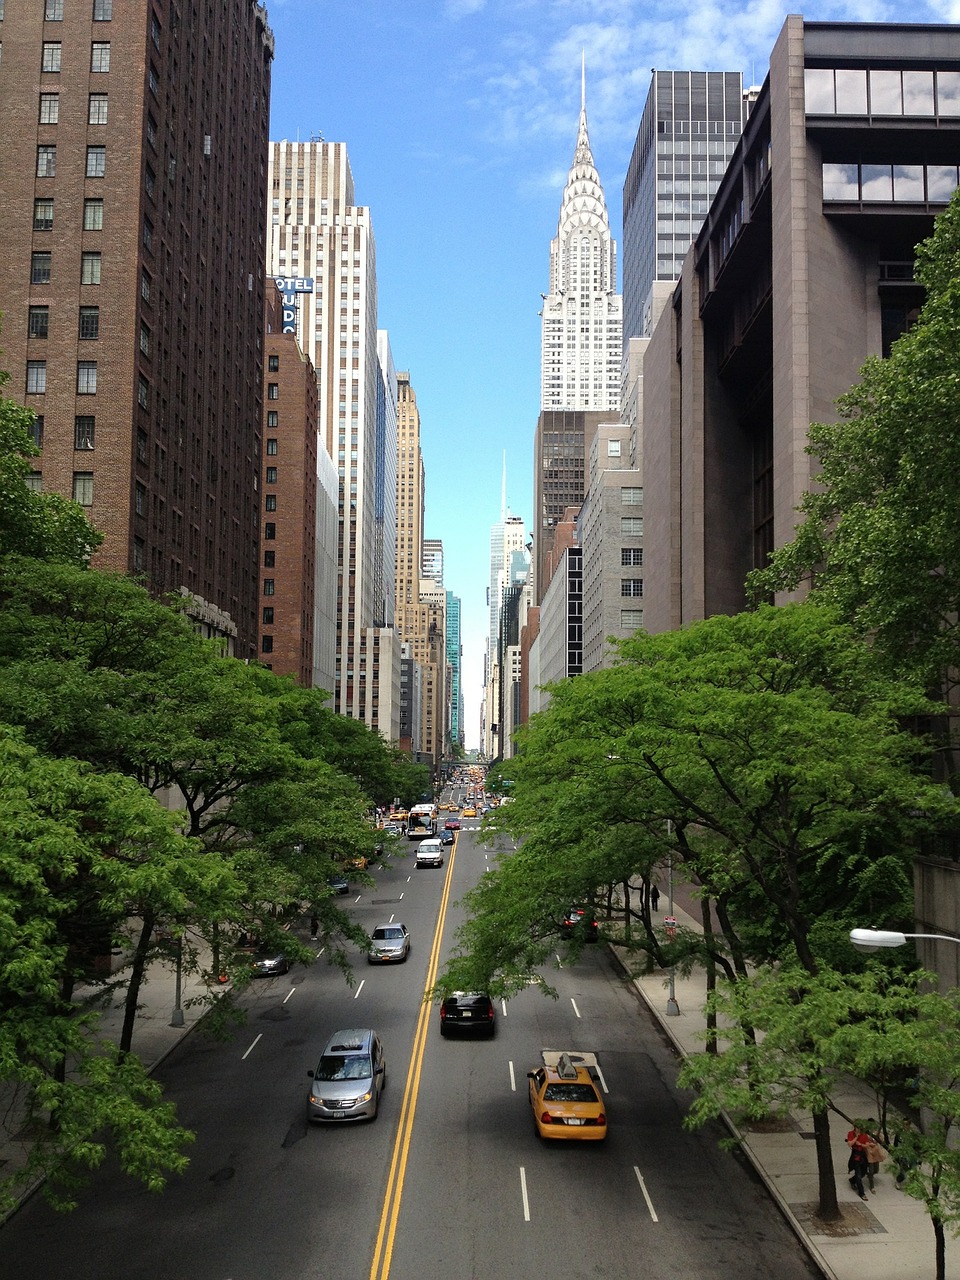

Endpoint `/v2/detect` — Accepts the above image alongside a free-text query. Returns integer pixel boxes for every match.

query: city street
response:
[0,811,819,1280]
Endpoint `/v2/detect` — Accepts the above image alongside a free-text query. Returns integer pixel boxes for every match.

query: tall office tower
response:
[484,509,528,759]
[534,75,622,603]
[622,70,744,342]
[0,0,274,655]
[267,140,398,734]
[422,538,443,586]
[445,590,463,750]
[393,372,446,773]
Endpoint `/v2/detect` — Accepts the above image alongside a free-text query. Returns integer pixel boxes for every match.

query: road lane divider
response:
[282,987,296,1005]
[241,1033,262,1061]
[634,1167,659,1222]
[354,979,365,1000]
[368,829,459,1280]
[519,1167,531,1222]
[571,998,581,1018]
[509,1061,516,1092]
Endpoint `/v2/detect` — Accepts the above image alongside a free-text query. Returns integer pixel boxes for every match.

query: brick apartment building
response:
[260,285,317,684]
[0,0,274,655]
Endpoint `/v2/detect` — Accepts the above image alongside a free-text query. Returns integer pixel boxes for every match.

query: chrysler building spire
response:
[539,65,623,412]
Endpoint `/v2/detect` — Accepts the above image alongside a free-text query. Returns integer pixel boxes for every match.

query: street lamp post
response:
[665,820,680,1016]
[850,927,960,952]
[170,933,185,1028]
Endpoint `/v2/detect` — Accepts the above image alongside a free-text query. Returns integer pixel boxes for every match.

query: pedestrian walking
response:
[650,884,660,912]
[848,1140,870,1201]
[309,914,319,941]
[863,1135,887,1192]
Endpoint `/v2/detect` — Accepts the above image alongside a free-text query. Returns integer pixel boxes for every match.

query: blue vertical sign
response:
[272,277,314,335]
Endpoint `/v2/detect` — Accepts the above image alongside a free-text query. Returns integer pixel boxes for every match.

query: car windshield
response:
[374,927,403,940]
[543,1083,598,1103]
[314,1053,372,1081]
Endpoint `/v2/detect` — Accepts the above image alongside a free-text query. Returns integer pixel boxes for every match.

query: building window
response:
[88,92,108,124]
[133,536,144,571]
[142,216,153,251]
[31,252,52,284]
[261,635,274,654]
[265,494,277,511]
[29,416,44,450]
[77,361,97,394]
[620,608,644,630]
[37,145,56,177]
[139,322,150,355]
[621,486,644,506]
[136,428,147,464]
[83,197,103,230]
[44,0,64,17]
[266,439,278,456]
[134,481,145,513]
[265,466,277,484]
[41,42,62,72]
[25,472,43,493]
[90,41,110,72]
[621,516,643,536]
[268,355,279,372]
[267,383,279,400]
[266,410,278,428]
[607,439,621,457]
[26,361,47,394]
[79,306,99,339]
[138,375,149,408]
[263,522,276,540]
[150,12,161,45]
[93,0,113,18]
[621,579,644,597]
[86,145,106,178]
[262,607,274,624]
[81,251,101,284]
[263,550,275,568]
[74,415,95,450]
[39,92,59,123]
[144,163,155,197]
[28,306,49,339]
[263,579,275,596]
[72,472,94,506]
[621,547,643,566]
[33,198,54,231]
[140,269,151,302]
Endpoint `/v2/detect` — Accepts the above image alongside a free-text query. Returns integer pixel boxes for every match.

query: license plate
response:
[567,1118,584,1126]
[461,1012,472,1019]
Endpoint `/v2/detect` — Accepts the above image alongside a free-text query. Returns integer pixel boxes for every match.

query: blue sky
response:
[266,0,956,748]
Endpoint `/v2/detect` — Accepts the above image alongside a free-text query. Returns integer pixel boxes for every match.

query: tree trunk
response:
[934,1215,946,1280]
[700,895,718,1053]
[119,911,156,1055]
[622,879,631,944]
[813,1104,841,1222]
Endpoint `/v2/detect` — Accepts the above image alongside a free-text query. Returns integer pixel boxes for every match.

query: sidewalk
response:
[617,902,960,1280]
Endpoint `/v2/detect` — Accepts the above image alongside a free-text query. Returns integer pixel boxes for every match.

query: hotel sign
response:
[272,276,314,334]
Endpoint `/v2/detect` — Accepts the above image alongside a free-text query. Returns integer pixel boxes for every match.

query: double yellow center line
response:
[368,836,458,1280]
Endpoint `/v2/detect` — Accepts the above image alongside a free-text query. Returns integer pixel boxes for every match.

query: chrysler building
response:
[540,71,622,412]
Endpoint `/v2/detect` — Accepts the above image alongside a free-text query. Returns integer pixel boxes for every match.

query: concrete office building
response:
[531,546,583,717]
[534,75,622,602]
[484,509,528,757]
[260,285,317,685]
[0,0,275,654]
[445,590,464,751]
[622,71,744,343]
[267,140,399,736]
[641,17,960,637]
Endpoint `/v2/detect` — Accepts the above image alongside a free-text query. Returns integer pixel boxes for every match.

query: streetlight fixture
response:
[850,927,960,953]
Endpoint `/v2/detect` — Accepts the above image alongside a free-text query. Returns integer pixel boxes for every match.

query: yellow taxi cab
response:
[462,807,477,818]
[527,1053,607,1141]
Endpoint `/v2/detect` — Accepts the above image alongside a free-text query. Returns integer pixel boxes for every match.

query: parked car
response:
[368,922,410,963]
[527,1054,607,1140]
[439,991,496,1038]
[327,872,350,895]
[307,1028,385,1122]
[416,838,445,868]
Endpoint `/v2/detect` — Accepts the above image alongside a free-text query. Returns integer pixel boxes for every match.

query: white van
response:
[415,838,444,868]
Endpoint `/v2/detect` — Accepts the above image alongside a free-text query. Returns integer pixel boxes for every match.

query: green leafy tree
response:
[0,727,202,1211]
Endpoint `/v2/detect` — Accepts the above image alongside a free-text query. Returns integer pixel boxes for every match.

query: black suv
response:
[439,992,496,1038]
[560,906,599,941]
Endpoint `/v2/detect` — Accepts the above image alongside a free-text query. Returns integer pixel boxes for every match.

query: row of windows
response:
[38,144,107,178]
[28,304,100,339]
[34,196,102,231]
[822,161,960,205]
[805,66,960,118]
[38,91,108,125]
[33,249,101,284]
[6,0,115,18]
[26,359,98,394]
[27,470,95,505]
[41,40,110,72]
[27,414,95,450]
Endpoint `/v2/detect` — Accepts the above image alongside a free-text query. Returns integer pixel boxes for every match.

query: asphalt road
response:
[0,806,820,1280]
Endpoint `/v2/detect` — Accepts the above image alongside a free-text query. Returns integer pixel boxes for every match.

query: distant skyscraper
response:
[622,71,744,342]
[534,71,622,604]
[267,140,399,737]
[0,0,275,655]
[445,590,463,750]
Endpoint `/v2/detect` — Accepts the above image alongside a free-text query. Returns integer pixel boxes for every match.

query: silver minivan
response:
[307,1028,385,1122]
